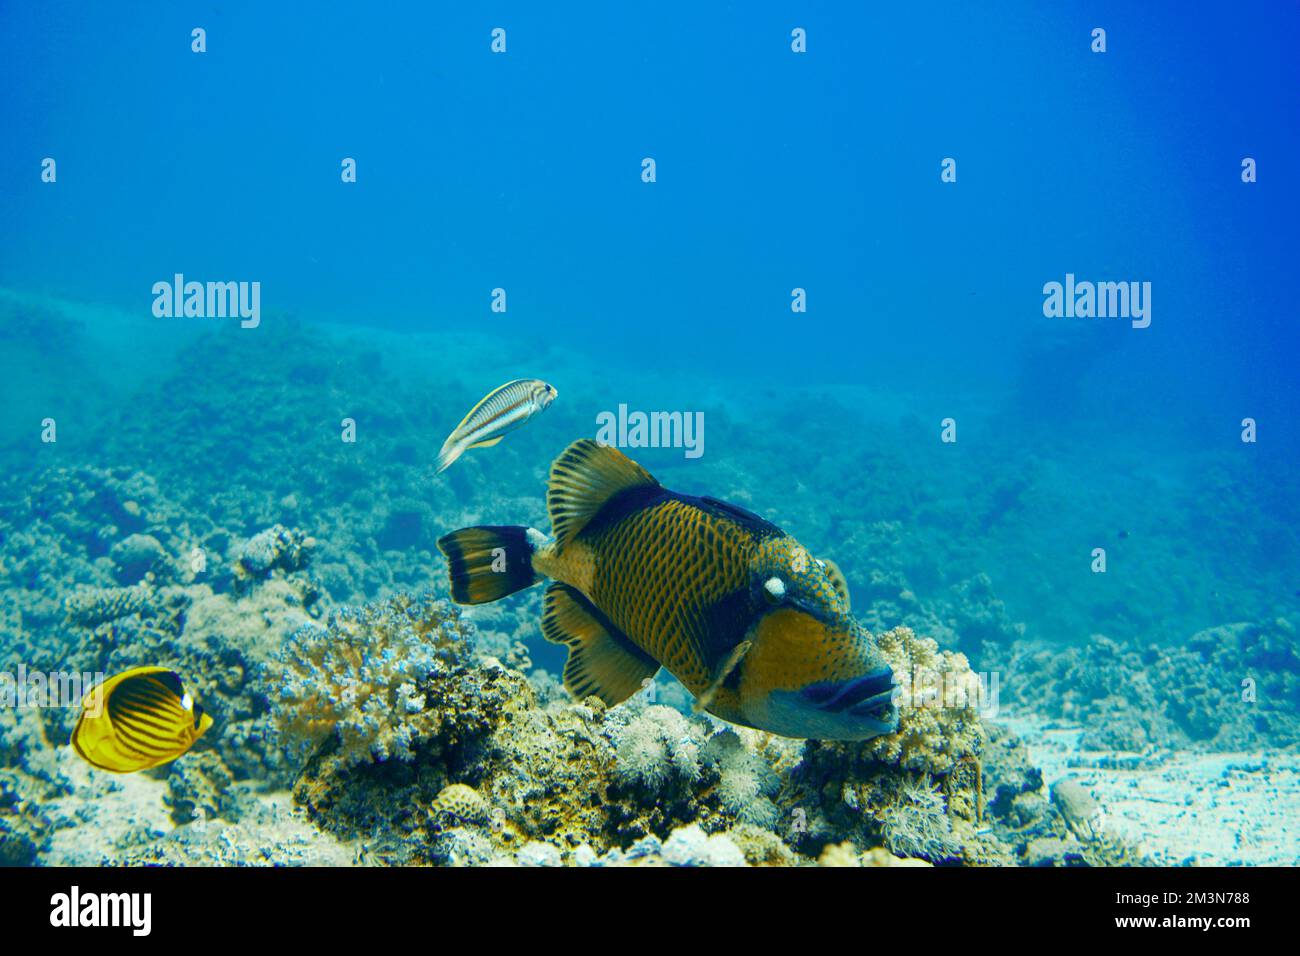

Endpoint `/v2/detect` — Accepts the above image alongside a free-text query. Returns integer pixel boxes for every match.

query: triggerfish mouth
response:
[437,439,899,740]
[71,667,213,773]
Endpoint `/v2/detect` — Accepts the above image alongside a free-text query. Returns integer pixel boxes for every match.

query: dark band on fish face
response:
[800,668,896,714]
[700,586,759,686]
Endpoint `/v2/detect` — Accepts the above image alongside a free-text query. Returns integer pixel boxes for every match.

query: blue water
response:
[2,3,1296,398]
[0,1,1297,865]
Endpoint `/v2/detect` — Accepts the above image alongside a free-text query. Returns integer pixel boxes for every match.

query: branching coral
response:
[700,730,780,829]
[270,592,472,771]
[864,626,986,775]
[64,583,156,628]
[237,524,314,577]
[872,773,962,861]
[606,705,703,791]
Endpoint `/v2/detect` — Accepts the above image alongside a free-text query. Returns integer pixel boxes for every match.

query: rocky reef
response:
[270,595,1138,867]
[997,620,1300,752]
[2,301,1294,866]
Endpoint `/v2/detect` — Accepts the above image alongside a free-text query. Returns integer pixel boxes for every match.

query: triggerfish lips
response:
[757,661,900,741]
[800,667,899,729]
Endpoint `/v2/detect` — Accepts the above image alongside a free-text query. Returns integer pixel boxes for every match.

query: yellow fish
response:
[436,379,558,473]
[438,439,898,740]
[71,667,213,773]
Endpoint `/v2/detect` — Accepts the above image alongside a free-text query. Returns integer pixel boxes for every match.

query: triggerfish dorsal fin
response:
[820,558,851,610]
[542,583,659,706]
[546,439,659,548]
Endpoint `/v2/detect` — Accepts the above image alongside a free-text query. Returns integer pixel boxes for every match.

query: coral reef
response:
[863,626,986,776]
[700,730,780,829]
[276,599,1025,866]
[997,619,1300,752]
[64,583,158,628]
[236,525,315,579]
[2,301,1293,867]
[0,770,53,866]
[271,593,470,773]
[607,705,703,792]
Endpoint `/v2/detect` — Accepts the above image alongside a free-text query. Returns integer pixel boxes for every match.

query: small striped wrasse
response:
[435,379,557,473]
[71,667,213,773]
[437,439,899,741]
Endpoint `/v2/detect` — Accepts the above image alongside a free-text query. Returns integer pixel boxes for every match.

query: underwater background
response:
[1,2,1297,866]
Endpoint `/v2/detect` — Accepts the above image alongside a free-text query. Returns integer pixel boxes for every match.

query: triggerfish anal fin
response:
[546,439,659,548]
[542,583,659,706]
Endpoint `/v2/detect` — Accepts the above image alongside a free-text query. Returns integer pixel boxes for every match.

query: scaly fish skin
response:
[438,439,898,741]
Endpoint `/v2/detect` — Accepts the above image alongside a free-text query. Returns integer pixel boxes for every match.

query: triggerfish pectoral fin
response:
[542,583,659,706]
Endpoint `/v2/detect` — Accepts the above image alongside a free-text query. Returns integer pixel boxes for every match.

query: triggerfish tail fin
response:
[437,525,542,604]
[542,583,659,706]
[546,439,660,548]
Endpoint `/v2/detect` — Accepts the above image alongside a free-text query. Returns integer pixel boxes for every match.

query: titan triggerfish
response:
[437,439,898,740]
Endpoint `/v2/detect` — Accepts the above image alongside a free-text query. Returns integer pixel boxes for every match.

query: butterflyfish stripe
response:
[112,717,182,751]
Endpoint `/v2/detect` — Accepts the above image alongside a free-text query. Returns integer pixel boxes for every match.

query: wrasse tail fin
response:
[547,439,659,548]
[435,441,464,474]
[437,525,540,604]
[542,583,658,706]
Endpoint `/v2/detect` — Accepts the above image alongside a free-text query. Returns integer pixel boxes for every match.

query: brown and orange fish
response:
[437,439,898,740]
